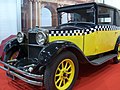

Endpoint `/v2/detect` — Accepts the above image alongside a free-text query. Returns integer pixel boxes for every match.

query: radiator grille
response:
[28,33,37,44]
[28,32,42,59]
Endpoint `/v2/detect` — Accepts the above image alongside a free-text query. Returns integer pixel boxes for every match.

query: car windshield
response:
[58,6,95,24]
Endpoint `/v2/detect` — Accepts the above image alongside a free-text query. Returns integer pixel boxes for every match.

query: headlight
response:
[36,31,47,45]
[17,32,24,43]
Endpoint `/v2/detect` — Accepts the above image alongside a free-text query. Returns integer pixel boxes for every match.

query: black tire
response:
[113,44,120,64]
[113,38,120,64]
[44,51,79,90]
[113,57,119,64]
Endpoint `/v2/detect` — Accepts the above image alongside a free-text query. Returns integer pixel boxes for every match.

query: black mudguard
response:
[38,40,88,66]
[3,37,28,59]
[4,37,19,53]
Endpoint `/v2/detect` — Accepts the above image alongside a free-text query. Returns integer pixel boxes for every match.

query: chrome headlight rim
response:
[17,32,24,43]
[36,31,47,45]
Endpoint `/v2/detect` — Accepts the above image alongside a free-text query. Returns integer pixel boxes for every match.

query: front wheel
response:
[3,47,20,78]
[4,47,19,63]
[44,51,79,90]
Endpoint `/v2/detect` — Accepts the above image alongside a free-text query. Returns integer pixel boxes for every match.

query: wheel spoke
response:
[55,73,61,77]
[63,79,66,85]
[65,71,72,74]
[65,62,68,69]
[55,78,61,84]
[64,77,69,81]
[62,62,64,69]
[58,67,61,71]
[59,79,63,87]
[66,65,71,70]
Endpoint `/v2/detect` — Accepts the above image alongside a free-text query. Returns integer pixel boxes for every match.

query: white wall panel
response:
[96,0,120,9]
[0,0,21,43]
[105,0,120,9]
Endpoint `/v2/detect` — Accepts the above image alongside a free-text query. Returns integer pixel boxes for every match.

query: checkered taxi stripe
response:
[49,25,120,36]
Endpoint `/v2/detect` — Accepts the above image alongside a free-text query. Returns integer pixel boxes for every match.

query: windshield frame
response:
[57,3,97,25]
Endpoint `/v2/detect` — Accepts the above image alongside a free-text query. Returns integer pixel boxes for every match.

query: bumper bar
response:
[0,60,43,86]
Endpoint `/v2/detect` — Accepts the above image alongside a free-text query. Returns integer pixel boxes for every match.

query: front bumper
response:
[0,60,43,86]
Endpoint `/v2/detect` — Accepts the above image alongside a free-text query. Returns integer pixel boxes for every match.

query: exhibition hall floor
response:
[0,61,120,90]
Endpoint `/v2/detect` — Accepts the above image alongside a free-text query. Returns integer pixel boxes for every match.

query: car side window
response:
[116,10,120,26]
[98,6,114,25]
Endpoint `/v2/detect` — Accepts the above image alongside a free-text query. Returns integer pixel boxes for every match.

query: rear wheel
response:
[117,44,120,60]
[113,44,120,63]
[44,51,79,90]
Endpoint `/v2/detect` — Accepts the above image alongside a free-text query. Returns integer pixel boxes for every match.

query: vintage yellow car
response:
[0,2,120,90]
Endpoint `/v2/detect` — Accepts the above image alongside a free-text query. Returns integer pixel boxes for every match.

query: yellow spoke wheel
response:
[3,48,19,63]
[44,51,79,90]
[54,59,75,90]
[8,51,19,65]
[10,51,19,60]
[117,44,120,60]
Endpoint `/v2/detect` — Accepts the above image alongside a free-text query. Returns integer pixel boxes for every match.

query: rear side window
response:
[116,10,120,26]
[98,6,114,25]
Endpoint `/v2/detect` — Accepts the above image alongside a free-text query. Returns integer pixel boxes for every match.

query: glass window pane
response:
[59,6,95,24]
[98,6,114,25]
[116,11,120,26]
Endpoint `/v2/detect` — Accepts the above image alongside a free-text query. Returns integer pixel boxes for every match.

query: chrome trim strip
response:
[11,71,43,86]
[28,44,40,47]
[28,44,45,47]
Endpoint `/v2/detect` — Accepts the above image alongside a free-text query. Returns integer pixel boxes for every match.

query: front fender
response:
[38,40,86,66]
[4,37,19,53]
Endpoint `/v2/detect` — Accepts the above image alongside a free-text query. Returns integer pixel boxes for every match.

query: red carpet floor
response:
[0,60,120,90]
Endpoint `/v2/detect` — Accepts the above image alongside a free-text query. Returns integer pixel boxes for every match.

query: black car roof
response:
[57,2,119,12]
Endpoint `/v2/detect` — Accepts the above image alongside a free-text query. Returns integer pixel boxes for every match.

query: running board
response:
[91,54,117,65]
